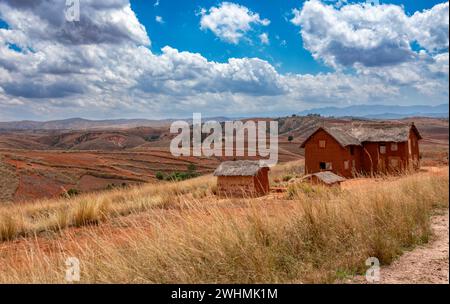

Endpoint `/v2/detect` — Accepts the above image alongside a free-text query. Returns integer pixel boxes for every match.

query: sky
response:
[0,0,448,121]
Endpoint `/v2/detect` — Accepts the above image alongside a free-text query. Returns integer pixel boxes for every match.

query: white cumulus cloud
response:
[410,2,449,52]
[291,0,449,69]
[200,2,270,44]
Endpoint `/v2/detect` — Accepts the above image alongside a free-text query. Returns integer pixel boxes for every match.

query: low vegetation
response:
[0,155,19,203]
[61,188,80,198]
[0,164,447,283]
[155,164,200,181]
[0,175,214,242]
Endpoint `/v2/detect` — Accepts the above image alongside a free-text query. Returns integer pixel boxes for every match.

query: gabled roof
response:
[300,124,422,148]
[303,172,346,185]
[300,126,361,148]
[214,160,269,177]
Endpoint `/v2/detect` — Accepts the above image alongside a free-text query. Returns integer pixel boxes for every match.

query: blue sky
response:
[131,0,329,75]
[131,0,445,75]
[0,0,448,120]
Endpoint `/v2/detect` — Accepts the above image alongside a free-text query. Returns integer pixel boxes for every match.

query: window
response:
[349,146,355,155]
[352,160,356,168]
[391,143,398,151]
[380,144,386,154]
[319,162,333,170]
[319,140,326,148]
[344,160,349,170]
[408,139,412,155]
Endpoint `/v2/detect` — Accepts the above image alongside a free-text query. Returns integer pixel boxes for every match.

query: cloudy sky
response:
[0,0,448,121]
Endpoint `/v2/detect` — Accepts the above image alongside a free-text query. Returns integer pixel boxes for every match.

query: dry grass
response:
[0,166,447,283]
[0,155,19,203]
[269,160,304,185]
[421,145,449,166]
[0,175,214,242]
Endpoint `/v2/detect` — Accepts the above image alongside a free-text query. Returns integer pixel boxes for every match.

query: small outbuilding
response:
[302,171,346,186]
[213,160,270,197]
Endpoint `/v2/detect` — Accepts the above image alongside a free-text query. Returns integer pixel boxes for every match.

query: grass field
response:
[0,162,447,283]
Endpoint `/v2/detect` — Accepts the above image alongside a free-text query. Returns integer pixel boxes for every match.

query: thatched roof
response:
[325,127,361,146]
[300,123,421,148]
[299,126,361,148]
[214,160,268,177]
[348,124,422,142]
[303,172,346,185]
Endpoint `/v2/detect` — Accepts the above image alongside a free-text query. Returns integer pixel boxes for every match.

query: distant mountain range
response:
[0,117,231,130]
[298,104,449,119]
[0,104,448,130]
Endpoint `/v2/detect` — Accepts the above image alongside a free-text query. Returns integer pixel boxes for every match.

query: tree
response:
[288,135,294,142]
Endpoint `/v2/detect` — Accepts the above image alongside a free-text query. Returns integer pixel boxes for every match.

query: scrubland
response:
[0,162,448,283]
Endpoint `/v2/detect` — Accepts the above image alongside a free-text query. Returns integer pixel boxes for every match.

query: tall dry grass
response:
[0,175,214,242]
[269,160,304,184]
[0,169,447,283]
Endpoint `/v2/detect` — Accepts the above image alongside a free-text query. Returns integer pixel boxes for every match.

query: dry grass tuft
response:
[0,212,22,241]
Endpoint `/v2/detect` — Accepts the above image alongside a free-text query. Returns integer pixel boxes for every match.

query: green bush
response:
[282,174,294,182]
[187,163,197,172]
[147,135,160,142]
[66,188,80,197]
[155,172,165,180]
[164,171,200,182]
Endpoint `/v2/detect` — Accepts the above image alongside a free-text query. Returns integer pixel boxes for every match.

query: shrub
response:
[282,174,294,182]
[164,171,200,182]
[155,172,165,180]
[147,135,160,142]
[61,188,80,198]
[187,163,197,172]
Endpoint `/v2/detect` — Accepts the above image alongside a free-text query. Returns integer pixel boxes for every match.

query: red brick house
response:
[300,123,422,177]
[214,160,270,197]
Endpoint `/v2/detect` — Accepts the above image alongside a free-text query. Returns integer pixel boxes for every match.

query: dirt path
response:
[351,210,449,284]
[379,211,449,284]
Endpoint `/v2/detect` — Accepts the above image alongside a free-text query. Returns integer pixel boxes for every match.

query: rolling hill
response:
[0,115,447,203]
[298,104,449,119]
[0,117,231,130]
